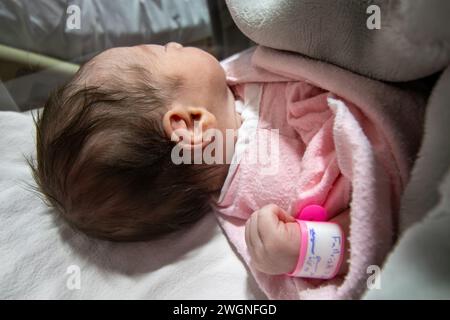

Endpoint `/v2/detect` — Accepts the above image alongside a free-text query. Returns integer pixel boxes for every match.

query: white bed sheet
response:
[0,110,265,299]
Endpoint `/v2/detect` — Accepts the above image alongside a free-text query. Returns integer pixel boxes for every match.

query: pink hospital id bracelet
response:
[286,220,345,279]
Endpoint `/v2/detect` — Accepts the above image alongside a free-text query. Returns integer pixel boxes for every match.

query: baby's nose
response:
[165,42,183,50]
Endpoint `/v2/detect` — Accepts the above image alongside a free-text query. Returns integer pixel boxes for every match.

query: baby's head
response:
[32,43,241,241]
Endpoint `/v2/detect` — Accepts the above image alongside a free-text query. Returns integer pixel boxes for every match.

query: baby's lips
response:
[295,204,328,221]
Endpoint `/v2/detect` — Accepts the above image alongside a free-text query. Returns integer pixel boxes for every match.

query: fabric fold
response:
[215,46,424,299]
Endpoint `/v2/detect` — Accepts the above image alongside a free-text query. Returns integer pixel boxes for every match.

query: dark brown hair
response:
[30,62,219,241]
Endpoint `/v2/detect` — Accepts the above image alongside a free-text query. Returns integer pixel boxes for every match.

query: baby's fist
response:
[244,204,301,275]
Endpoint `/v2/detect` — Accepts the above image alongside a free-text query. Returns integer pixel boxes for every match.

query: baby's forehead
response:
[90,47,136,71]
[95,46,156,66]
[95,46,133,61]
[80,47,153,85]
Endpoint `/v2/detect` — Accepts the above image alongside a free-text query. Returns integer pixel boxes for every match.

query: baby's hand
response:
[245,204,301,275]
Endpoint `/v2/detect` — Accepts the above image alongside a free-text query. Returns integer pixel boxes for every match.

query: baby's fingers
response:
[258,204,284,235]
[276,209,296,223]
[249,212,264,251]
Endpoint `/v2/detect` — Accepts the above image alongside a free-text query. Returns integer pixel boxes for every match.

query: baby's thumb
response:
[275,207,297,223]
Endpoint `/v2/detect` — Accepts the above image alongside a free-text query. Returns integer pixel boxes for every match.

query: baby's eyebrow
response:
[135,45,160,58]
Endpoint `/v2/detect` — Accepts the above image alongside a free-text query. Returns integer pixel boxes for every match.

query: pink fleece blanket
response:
[214,46,424,299]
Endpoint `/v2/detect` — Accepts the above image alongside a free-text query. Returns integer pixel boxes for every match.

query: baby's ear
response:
[162,105,217,149]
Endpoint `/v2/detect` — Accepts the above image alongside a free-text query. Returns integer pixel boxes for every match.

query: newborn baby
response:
[32,42,349,278]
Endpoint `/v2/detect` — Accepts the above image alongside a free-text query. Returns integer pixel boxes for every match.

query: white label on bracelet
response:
[296,221,344,279]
